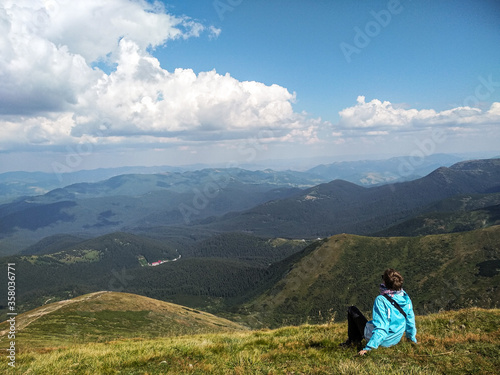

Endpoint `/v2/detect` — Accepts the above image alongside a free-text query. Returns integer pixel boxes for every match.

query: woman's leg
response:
[341,306,368,346]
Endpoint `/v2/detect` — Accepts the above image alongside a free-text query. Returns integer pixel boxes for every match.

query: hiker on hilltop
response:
[340,268,417,355]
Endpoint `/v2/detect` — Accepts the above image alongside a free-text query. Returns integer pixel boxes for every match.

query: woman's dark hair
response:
[382,268,404,291]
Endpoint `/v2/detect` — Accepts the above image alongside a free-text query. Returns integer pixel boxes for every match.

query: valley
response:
[1,157,499,319]
[0,156,499,373]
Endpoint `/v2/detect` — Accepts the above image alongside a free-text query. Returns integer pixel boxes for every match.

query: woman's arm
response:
[405,297,417,343]
[363,296,389,351]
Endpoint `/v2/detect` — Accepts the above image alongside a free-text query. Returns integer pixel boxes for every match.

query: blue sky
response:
[0,0,499,172]
[162,0,500,115]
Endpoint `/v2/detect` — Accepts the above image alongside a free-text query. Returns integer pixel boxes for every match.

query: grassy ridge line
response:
[0,292,247,350]
[2,308,498,374]
[0,292,109,337]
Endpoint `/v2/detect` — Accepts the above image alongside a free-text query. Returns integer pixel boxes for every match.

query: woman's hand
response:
[358,350,368,356]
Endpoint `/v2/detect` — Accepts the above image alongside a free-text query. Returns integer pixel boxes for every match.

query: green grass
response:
[244,226,500,327]
[3,308,498,374]
[0,292,246,350]
[137,255,148,267]
[20,249,102,265]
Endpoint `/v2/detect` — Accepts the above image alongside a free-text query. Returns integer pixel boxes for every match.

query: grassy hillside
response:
[242,226,500,327]
[1,308,498,374]
[0,292,245,349]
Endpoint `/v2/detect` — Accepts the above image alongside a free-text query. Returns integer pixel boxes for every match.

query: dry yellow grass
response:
[1,307,498,374]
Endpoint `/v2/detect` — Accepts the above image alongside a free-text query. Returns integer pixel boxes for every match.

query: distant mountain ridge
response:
[0,165,187,203]
[41,168,321,199]
[202,158,500,237]
[306,153,463,185]
[0,153,468,203]
[0,157,499,256]
[0,168,317,254]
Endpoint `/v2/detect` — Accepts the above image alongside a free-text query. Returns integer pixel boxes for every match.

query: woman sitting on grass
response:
[340,268,417,355]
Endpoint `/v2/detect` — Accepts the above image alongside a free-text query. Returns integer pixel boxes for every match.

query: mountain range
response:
[0,168,316,254]
[1,157,499,255]
[199,159,500,237]
[0,156,499,333]
[0,153,464,203]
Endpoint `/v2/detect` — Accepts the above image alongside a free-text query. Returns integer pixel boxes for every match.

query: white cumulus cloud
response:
[73,38,304,140]
[338,96,500,132]
[0,0,321,152]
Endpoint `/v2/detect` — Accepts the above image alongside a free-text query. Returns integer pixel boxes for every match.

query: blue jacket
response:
[364,290,417,351]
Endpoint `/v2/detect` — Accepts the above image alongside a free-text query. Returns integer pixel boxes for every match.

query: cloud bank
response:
[337,96,500,135]
[0,0,319,152]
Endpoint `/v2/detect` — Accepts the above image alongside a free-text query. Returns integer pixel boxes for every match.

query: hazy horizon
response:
[1,150,499,175]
